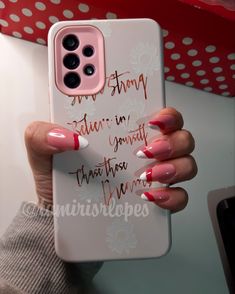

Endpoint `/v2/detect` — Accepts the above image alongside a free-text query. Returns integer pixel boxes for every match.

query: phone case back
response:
[48,19,171,262]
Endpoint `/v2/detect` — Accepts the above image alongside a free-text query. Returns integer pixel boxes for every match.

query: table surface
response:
[0,33,234,293]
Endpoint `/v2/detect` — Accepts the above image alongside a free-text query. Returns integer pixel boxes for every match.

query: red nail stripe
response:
[143,192,155,201]
[73,133,80,150]
[149,120,165,130]
[146,169,152,182]
[143,148,154,158]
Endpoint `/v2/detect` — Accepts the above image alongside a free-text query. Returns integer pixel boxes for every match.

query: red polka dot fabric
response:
[0,0,234,97]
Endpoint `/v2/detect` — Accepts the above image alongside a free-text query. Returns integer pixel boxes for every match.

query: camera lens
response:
[62,34,79,51]
[63,54,80,70]
[64,72,81,88]
[84,65,95,76]
[83,46,94,57]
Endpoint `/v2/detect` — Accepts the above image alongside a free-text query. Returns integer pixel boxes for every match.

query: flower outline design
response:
[106,219,137,254]
[64,97,96,121]
[130,42,160,76]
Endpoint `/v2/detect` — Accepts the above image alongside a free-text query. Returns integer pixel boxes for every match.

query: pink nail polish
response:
[47,128,88,150]
[148,115,176,131]
[141,191,170,202]
[136,140,171,159]
[140,164,176,183]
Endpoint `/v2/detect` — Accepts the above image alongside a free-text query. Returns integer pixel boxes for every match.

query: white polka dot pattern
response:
[0,1,5,9]
[63,10,74,19]
[78,3,90,13]
[187,49,198,56]
[22,8,33,17]
[181,73,190,79]
[171,53,181,60]
[192,60,202,67]
[35,2,46,11]
[164,29,235,96]
[9,14,20,22]
[205,45,216,53]
[162,30,169,37]
[165,42,175,49]
[0,0,234,97]
[50,0,61,4]
[185,81,194,86]
[0,19,8,27]
[166,76,175,81]
[164,67,170,73]
[106,12,117,19]
[24,26,34,34]
[12,31,22,38]
[182,37,193,45]
[49,16,59,24]
[176,64,186,70]
[196,70,206,76]
[227,53,235,60]
[36,38,46,44]
[36,21,46,29]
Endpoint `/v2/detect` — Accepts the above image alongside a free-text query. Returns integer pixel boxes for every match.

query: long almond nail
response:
[141,191,170,202]
[136,140,171,159]
[140,164,176,182]
[47,128,88,150]
[148,115,176,131]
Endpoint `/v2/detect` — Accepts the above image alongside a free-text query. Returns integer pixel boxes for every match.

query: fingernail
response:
[136,140,171,159]
[141,191,170,202]
[148,115,176,131]
[47,128,88,150]
[140,164,176,182]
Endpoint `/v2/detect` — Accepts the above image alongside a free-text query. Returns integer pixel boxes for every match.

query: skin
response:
[24,107,197,213]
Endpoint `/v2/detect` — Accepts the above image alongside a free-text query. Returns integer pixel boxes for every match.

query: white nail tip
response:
[79,136,89,149]
[136,150,146,158]
[148,123,160,131]
[140,172,147,181]
[141,193,149,201]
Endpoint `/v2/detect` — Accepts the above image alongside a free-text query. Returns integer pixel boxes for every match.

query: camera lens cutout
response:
[63,54,80,70]
[83,46,94,57]
[62,34,79,51]
[64,72,81,89]
[84,65,95,76]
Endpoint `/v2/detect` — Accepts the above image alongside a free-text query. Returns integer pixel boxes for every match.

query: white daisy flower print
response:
[130,42,160,76]
[106,219,137,254]
[74,184,103,203]
[64,97,96,121]
[117,97,146,130]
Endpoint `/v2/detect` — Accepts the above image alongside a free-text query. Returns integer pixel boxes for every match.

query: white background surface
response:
[0,33,234,293]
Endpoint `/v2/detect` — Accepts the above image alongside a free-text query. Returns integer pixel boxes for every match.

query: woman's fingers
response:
[141,187,188,213]
[138,107,197,212]
[137,129,195,161]
[24,121,88,203]
[148,107,184,134]
[140,156,197,184]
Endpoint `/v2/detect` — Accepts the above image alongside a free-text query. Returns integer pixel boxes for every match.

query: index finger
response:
[148,107,184,134]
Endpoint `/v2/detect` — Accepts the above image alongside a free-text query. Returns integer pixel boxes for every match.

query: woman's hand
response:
[24,107,197,212]
[136,107,197,212]
[24,122,88,208]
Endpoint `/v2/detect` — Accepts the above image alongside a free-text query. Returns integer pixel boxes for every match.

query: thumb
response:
[24,121,88,203]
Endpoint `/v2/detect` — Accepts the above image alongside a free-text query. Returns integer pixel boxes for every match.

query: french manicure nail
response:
[148,115,176,131]
[47,128,88,150]
[140,164,176,182]
[141,191,170,202]
[136,140,171,159]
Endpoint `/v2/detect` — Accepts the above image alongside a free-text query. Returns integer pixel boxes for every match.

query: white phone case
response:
[48,18,171,262]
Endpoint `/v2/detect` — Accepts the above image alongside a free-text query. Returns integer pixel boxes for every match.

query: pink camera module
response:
[54,25,105,96]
